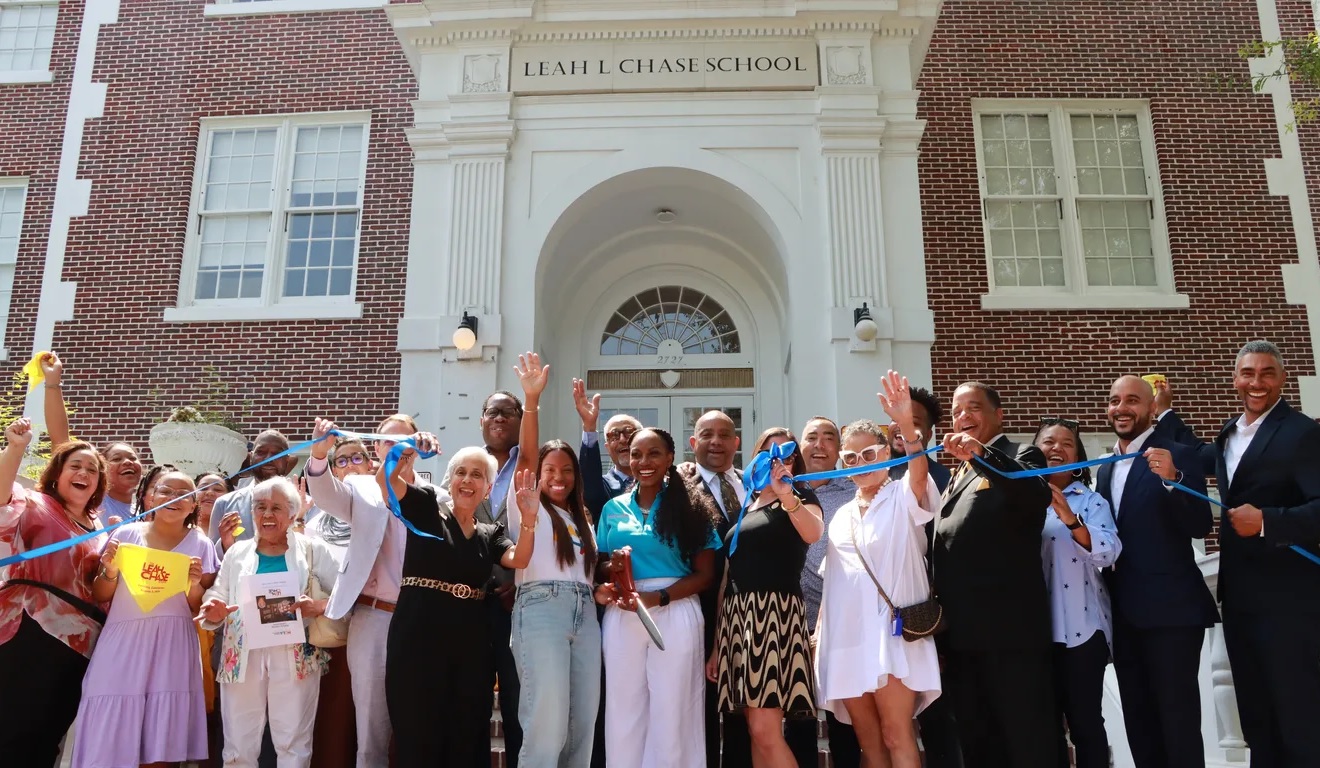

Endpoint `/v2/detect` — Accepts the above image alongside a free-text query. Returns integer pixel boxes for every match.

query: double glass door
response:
[593,395,753,475]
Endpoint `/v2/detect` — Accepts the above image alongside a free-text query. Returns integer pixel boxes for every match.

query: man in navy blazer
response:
[1097,375,1218,768]
[1184,341,1320,766]
[572,379,640,518]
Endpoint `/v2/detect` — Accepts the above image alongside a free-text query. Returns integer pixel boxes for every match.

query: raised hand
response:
[514,352,550,399]
[39,352,63,386]
[770,459,795,502]
[218,511,243,551]
[297,477,313,519]
[187,556,203,587]
[572,378,602,433]
[942,431,985,462]
[1153,378,1173,413]
[878,370,914,425]
[310,418,339,460]
[195,597,238,624]
[100,539,120,577]
[513,468,540,528]
[4,418,33,451]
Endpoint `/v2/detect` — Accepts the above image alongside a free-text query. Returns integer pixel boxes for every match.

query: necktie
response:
[717,472,740,521]
[946,462,970,496]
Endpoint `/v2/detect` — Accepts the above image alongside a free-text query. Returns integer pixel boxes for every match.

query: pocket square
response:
[976,477,991,492]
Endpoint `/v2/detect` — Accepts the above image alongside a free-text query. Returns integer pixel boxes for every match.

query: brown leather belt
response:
[355,593,396,613]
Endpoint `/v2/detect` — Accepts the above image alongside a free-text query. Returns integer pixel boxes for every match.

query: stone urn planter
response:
[148,420,248,477]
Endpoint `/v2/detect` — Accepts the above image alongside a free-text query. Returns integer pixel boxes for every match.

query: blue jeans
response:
[512,580,602,768]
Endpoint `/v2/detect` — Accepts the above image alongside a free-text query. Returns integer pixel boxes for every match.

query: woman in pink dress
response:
[72,463,220,767]
[0,418,110,767]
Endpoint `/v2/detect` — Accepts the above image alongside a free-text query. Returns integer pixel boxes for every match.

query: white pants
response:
[346,604,392,768]
[602,577,706,768]
[220,647,320,768]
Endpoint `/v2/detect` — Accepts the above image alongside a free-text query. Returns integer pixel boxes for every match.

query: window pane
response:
[204,128,276,212]
[283,212,357,298]
[1077,201,1157,287]
[0,4,56,72]
[1072,112,1148,195]
[980,113,1055,196]
[196,214,268,300]
[0,185,26,265]
[290,125,365,208]
[600,286,739,355]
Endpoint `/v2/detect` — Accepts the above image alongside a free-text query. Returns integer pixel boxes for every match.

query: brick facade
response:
[917,0,1319,548]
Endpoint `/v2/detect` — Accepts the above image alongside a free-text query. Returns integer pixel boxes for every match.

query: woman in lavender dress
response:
[72,464,219,767]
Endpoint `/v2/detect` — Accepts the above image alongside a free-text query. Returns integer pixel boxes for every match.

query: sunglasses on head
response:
[1039,416,1081,431]
[334,453,368,469]
[840,445,887,466]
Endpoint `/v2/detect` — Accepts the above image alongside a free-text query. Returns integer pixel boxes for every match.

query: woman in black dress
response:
[381,440,539,767]
[706,428,824,768]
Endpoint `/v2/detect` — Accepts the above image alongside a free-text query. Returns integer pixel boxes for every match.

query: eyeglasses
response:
[840,445,887,466]
[1039,416,1081,431]
[483,406,522,420]
[605,428,637,442]
[152,485,194,500]
[334,453,368,469]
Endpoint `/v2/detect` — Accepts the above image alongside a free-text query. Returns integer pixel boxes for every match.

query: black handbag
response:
[850,516,945,642]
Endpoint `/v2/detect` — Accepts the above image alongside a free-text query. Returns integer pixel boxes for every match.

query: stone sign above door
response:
[510,40,819,94]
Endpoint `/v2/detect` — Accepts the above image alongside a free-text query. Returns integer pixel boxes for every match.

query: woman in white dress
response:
[815,371,941,768]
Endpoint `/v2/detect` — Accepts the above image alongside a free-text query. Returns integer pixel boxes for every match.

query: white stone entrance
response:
[388,1,939,457]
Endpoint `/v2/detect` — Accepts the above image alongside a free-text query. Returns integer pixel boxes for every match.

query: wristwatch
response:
[1066,519,1085,531]
[658,588,671,607]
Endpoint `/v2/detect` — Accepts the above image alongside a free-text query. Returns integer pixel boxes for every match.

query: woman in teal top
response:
[595,427,720,767]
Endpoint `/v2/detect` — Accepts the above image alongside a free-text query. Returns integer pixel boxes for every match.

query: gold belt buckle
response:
[448,583,475,599]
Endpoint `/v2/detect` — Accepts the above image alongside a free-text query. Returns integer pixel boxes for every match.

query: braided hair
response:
[135,463,199,529]
[630,428,718,565]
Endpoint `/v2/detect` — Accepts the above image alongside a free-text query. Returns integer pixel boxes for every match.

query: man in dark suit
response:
[572,378,640,518]
[678,410,750,768]
[1186,340,1320,766]
[1096,375,1217,768]
[1150,377,1203,447]
[474,390,524,767]
[934,382,1055,768]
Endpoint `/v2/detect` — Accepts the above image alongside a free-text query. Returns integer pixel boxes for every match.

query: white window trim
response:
[0,0,57,84]
[171,110,371,323]
[203,0,387,17]
[0,176,29,361]
[972,99,1189,311]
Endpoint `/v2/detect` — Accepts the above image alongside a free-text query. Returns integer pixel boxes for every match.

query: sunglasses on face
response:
[334,453,368,469]
[840,445,887,466]
[483,407,521,420]
[605,428,637,442]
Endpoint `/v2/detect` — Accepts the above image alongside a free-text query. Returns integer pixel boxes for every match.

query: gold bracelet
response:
[782,497,803,513]
[98,567,119,582]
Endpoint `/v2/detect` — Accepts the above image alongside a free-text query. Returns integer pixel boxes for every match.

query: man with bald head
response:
[1096,375,1217,768]
[680,410,749,768]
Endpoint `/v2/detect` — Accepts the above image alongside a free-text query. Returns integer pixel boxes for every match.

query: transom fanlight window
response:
[600,286,740,355]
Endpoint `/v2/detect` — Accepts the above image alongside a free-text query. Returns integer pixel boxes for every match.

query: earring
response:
[1072,468,1085,478]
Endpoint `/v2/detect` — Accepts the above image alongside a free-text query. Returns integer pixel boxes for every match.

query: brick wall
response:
[917,0,1318,550]
[4,1,418,454]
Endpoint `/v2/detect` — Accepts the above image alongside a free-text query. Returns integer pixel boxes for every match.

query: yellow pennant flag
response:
[1141,373,1167,396]
[115,543,192,613]
[21,351,49,393]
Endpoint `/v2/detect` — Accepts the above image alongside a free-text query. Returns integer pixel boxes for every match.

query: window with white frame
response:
[177,114,368,318]
[0,181,27,358]
[973,101,1185,310]
[0,1,57,73]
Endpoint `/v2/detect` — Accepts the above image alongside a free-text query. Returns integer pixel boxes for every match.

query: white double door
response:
[595,394,754,474]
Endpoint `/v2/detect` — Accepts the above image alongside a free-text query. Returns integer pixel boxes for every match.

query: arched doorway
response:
[530,165,794,467]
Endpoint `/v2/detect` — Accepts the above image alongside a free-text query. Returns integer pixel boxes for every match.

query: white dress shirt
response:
[1110,425,1155,518]
[696,464,744,520]
[1224,399,1282,486]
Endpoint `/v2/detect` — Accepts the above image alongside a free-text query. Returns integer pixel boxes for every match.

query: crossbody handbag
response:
[301,538,349,648]
[0,578,107,625]
[850,514,945,642]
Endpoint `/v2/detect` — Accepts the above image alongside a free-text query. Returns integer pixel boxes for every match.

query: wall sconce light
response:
[853,302,878,342]
[453,312,478,351]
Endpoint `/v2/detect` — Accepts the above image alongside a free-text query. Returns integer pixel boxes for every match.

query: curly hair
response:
[630,428,718,565]
[136,463,199,529]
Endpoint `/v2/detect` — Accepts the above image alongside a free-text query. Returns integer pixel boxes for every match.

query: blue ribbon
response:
[970,450,1145,479]
[726,441,796,557]
[377,436,442,542]
[1163,480,1320,567]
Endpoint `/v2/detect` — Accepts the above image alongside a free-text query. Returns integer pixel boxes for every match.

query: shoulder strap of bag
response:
[0,578,107,624]
[849,513,897,614]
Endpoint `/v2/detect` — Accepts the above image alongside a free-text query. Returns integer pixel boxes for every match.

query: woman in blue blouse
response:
[1035,418,1122,768]
[595,427,719,767]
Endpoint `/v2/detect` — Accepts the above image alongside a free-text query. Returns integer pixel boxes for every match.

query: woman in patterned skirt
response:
[706,427,823,767]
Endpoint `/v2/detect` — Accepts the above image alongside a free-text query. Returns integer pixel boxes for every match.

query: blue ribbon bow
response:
[727,441,796,557]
